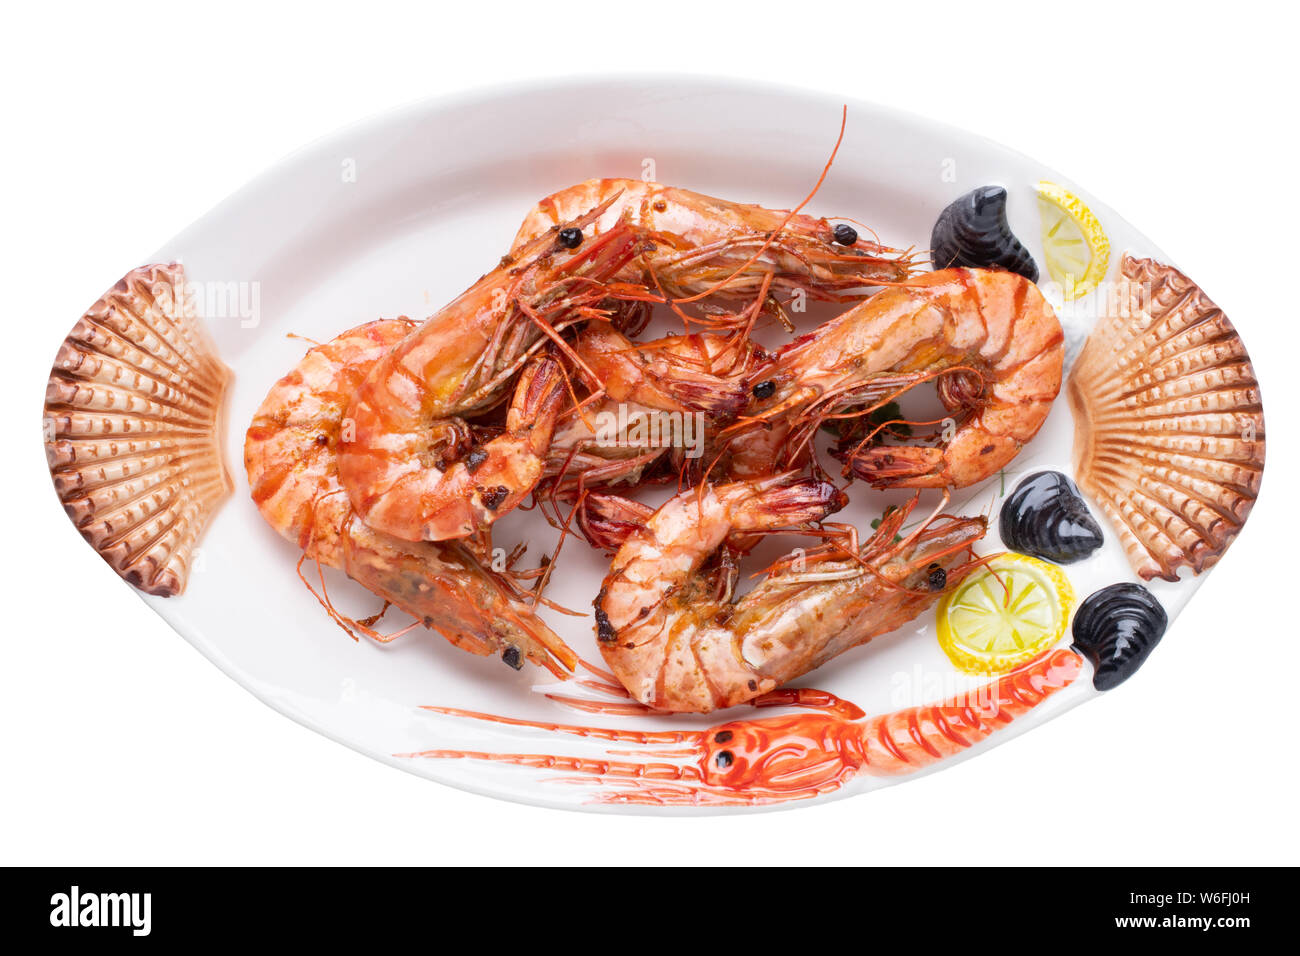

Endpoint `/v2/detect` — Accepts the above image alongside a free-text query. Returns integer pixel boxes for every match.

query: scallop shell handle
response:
[43,263,233,596]
[1068,254,1264,581]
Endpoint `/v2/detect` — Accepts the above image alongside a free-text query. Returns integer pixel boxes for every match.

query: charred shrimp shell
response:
[999,470,1104,564]
[930,185,1039,282]
[1071,583,1168,690]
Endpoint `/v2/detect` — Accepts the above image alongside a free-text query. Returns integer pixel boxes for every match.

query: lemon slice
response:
[1035,181,1110,300]
[937,554,1075,675]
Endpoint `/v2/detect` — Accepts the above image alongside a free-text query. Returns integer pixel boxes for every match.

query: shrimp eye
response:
[501,645,523,670]
[558,227,583,249]
[832,223,858,246]
[714,730,733,744]
[927,563,947,591]
[715,750,734,769]
[752,380,776,399]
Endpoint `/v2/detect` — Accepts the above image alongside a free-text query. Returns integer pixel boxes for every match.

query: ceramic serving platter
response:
[43,76,1264,813]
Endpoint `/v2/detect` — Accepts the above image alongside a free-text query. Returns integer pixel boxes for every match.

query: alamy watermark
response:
[592,404,706,459]
[49,885,151,936]
[158,277,261,329]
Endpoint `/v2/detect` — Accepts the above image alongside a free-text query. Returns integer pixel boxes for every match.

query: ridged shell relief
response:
[1067,254,1264,581]
[999,470,1104,565]
[44,263,232,596]
[1071,583,1167,691]
[930,185,1039,282]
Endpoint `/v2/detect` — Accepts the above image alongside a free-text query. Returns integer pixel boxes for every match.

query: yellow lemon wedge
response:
[1035,181,1110,300]
[936,554,1075,675]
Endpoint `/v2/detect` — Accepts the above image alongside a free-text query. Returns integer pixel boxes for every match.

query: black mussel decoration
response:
[1000,471,1104,564]
[931,185,1039,282]
[1071,583,1168,690]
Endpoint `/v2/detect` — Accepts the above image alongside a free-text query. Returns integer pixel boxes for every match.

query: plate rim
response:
[123,73,1207,815]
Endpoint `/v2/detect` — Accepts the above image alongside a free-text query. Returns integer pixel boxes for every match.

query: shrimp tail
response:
[577,492,654,554]
[729,472,848,531]
[507,353,568,461]
[343,527,578,677]
[651,374,748,421]
[842,432,1024,488]
[840,444,947,487]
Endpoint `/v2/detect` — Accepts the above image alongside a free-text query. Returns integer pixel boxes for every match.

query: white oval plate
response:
[64,76,1257,813]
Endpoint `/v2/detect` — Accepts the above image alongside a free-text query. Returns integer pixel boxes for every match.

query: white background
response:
[3,1,1296,865]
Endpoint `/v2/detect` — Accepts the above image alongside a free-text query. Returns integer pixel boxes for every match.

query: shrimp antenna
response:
[528,490,586,610]
[669,105,849,306]
[295,552,421,645]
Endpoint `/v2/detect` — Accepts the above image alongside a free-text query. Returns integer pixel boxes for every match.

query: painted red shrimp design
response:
[401,649,1083,806]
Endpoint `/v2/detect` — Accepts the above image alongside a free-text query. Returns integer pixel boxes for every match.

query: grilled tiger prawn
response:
[542,329,765,500]
[572,324,748,421]
[337,203,655,543]
[512,178,915,303]
[736,268,1064,487]
[245,319,577,676]
[594,477,987,712]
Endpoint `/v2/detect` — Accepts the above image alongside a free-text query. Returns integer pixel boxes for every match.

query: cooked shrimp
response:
[737,268,1064,487]
[544,397,683,494]
[572,324,747,421]
[244,319,577,677]
[574,492,655,554]
[338,205,653,542]
[512,178,915,302]
[596,483,986,712]
[542,330,766,498]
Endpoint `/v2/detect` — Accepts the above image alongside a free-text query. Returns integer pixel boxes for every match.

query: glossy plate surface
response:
[95,76,1251,812]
